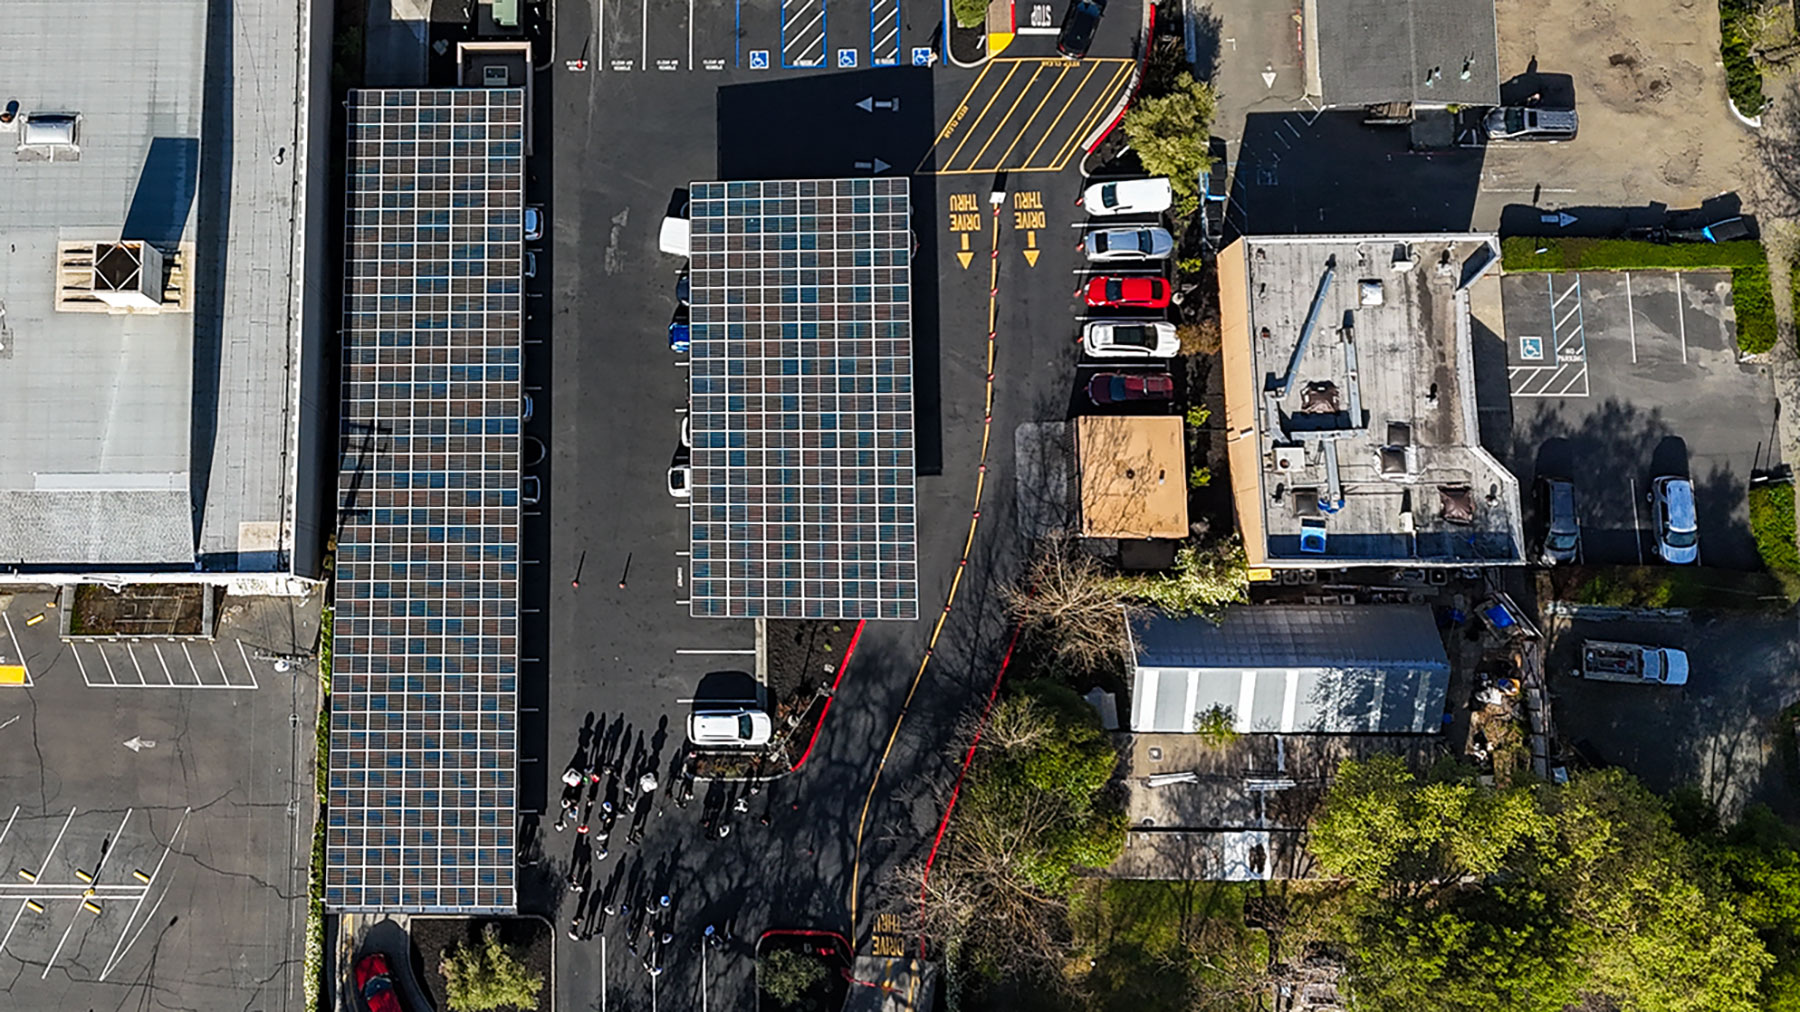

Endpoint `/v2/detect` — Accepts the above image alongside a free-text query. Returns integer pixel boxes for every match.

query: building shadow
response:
[189,0,234,552]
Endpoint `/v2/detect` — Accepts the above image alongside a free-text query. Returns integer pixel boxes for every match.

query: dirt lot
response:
[1476,0,1758,229]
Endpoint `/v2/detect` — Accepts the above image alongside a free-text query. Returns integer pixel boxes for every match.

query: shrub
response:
[1184,404,1211,428]
[1103,537,1249,615]
[760,949,829,1009]
[1749,481,1800,600]
[1734,263,1776,354]
[441,925,543,1012]
[1193,704,1238,746]
[1177,318,1221,356]
[1188,466,1212,488]
[1719,0,1768,114]
[952,0,987,28]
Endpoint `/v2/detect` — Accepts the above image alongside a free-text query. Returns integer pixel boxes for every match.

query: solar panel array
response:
[328,88,522,913]
[686,179,918,620]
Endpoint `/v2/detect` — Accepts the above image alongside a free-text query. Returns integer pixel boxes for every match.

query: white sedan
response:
[1082,226,1174,262]
[1079,177,1173,216]
[688,708,773,747]
[1082,320,1179,358]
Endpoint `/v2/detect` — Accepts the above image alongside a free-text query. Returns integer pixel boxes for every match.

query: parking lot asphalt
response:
[536,1,1142,1004]
[1547,610,1800,821]
[1492,269,1778,570]
[0,590,318,1010]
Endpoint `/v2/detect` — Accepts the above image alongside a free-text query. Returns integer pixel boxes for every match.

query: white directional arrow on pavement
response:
[1538,211,1579,228]
[854,158,891,174]
[1261,68,1276,88]
[122,736,157,753]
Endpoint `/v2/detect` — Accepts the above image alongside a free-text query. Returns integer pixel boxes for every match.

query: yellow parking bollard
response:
[82,901,101,915]
[24,613,43,626]
[17,868,35,883]
[132,869,150,883]
[74,869,93,883]
[25,900,43,913]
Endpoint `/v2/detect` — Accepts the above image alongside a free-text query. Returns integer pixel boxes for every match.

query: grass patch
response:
[1500,238,1775,354]
[1500,236,1768,272]
[1749,481,1800,602]
[1720,0,1768,115]
[1557,565,1787,610]
[304,605,332,1012]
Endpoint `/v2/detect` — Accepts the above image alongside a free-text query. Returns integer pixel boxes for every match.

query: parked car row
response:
[1532,473,1699,567]
[1068,176,1180,407]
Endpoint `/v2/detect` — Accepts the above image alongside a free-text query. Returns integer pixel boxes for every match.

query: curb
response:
[1078,0,1155,157]
[1729,94,1764,129]
[693,619,866,784]
[941,0,988,68]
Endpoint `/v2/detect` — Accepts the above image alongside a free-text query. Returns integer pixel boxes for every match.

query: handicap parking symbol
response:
[749,49,770,69]
[1519,336,1544,360]
[838,48,858,68]
[911,47,933,67]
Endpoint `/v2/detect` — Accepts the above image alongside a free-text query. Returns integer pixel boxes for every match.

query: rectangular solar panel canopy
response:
[328,88,523,913]
[686,179,919,621]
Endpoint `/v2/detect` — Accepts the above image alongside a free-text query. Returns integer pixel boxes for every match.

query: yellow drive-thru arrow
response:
[956,233,974,269]
[1022,230,1040,267]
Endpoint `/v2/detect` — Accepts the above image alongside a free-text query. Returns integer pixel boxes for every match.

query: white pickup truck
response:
[1579,641,1689,686]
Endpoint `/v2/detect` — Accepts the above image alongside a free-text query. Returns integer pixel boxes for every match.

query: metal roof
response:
[0,0,314,571]
[328,88,524,914]
[1127,606,1449,734]
[686,178,918,620]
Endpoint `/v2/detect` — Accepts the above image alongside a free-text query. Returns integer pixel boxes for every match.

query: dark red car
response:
[1087,372,1175,404]
[356,953,403,1012]
[1084,274,1172,309]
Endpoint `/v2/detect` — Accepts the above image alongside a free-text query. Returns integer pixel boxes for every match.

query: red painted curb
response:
[1086,1,1156,153]
[915,620,1024,956]
[789,619,867,774]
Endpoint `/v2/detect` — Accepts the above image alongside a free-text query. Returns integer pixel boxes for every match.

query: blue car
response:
[669,320,690,353]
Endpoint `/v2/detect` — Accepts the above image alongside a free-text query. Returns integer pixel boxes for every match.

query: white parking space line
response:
[1625,272,1637,362]
[71,645,90,685]
[0,806,17,856]
[100,806,190,981]
[783,0,827,66]
[126,646,147,686]
[153,644,175,685]
[183,643,202,683]
[0,612,30,686]
[1675,271,1688,363]
[676,648,757,655]
[871,0,900,64]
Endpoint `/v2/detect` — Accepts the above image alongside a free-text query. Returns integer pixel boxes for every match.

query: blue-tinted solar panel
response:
[685,178,918,620]
[328,88,522,914]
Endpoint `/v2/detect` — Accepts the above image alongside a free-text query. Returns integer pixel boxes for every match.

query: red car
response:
[1087,372,1175,404]
[1084,274,1172,309]
[356,953,403,1012]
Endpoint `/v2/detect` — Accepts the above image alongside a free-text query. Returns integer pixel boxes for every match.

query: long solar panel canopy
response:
[328,88,523,913]
[686,178,918,620]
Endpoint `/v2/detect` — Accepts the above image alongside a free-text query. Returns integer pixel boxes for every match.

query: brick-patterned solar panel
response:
[685,179,918,620]
[327,88,521,913]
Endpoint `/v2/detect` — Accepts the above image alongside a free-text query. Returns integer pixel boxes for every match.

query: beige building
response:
[1218,235,1522,568]
[1075,415,1189,540]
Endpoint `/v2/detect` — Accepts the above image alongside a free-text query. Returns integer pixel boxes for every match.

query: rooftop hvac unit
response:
[1272,445,1307,471]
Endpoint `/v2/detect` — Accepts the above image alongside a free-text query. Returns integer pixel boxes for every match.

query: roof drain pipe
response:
[1273,255,1336,398]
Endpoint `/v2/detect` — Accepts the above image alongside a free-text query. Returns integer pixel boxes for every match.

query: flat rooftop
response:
[1219,236,1522,567]
[1076,415,1188,539]
[1304,0,1500,107]
[0,0,310,571]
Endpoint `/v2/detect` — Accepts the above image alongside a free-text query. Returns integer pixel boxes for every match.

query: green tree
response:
[1102,538,1249,616]
[440,925,543,1012]
[1121,73,1216,198]
[951,0,987,28]
[759,948,829,1009]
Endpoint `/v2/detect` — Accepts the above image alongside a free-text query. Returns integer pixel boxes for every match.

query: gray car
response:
[1082,226,1175,262]
[1538,477,1580,564]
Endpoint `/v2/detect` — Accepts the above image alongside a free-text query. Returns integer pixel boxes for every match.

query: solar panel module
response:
[684,179,918,621]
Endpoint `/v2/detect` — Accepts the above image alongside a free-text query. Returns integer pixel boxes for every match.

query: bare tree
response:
[1009,538,1142,672]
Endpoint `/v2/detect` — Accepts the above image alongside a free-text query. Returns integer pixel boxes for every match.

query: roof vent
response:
[17,112,80,161]
[90,242,167,310]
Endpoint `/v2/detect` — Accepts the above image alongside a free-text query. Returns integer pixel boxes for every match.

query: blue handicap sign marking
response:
[838,49,857,68]
[911,47,932,66]
[749,50,770,69]
[1520,336,1543,360]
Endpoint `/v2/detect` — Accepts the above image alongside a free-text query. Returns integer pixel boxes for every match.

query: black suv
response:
[1057,0,1105,57]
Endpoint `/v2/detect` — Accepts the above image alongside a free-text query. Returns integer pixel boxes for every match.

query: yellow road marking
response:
[962,63,1048,172]
[1040,62,1134,171]
[1018,59,1103,169]
[849,205,1004,932]
[985,64,1073,173]
[941,63,1021,172]
[929,61,996,147]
